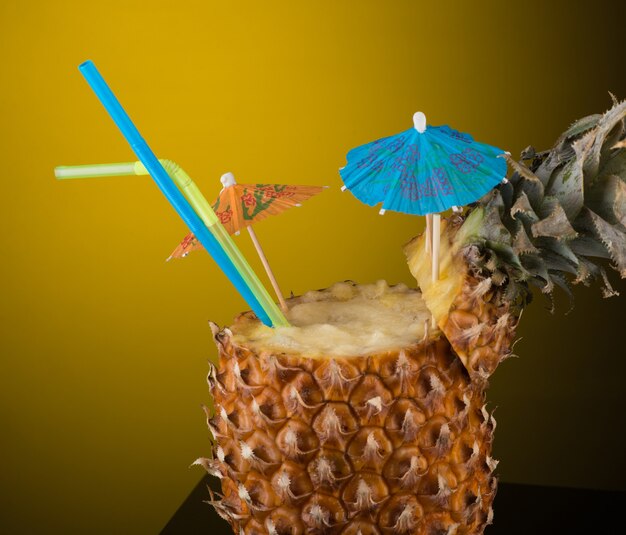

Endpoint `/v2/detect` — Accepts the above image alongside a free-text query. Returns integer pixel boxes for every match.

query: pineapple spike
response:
[395,350,419,394]
[347,479,383,512]
[390,504,418,532]
[273,470,311,501]
[250,396,286,426]
[435,423,453,456]
[398,456,428,488]
[487,506,495,526]
[263,355,302,375]
[365,396,384,414]
[311,456,350,486]
[435,473,453,502]
[363,432,383,460]
[287,385,323,411]
[191,457,224,479]
[207,362,227,396]
[401,407,421,442]
[280,428,300,455]
[205,487,247,522]
[202,404,224,442]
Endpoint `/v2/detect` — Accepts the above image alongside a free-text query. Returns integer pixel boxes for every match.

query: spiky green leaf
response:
[574,100,626,187]
[532,197,578,240]
[599,149,626,181]
[512,224,539,255]
[544,158,584,220]
[574,208,626,276]
[586,174,626,230]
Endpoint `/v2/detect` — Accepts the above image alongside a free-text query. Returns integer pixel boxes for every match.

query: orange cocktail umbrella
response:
[169,172,326,311]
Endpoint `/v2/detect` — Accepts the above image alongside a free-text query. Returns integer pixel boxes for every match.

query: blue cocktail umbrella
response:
[340,112,508,306]
[340,112,507,215]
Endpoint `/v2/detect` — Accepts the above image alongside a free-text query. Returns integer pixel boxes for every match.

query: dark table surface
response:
[161,475,625,534]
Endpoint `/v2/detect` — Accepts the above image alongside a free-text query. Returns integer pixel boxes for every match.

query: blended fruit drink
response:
[205,279,498,534]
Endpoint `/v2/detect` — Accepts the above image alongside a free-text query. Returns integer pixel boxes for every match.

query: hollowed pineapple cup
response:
[204,277,502,534]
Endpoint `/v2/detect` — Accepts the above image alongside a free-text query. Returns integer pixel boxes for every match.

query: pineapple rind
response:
[404,211,516,381]
[203,319,497,534]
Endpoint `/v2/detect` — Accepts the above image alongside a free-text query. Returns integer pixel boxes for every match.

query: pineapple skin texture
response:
[204,315,498,534]
[404,216,518,383]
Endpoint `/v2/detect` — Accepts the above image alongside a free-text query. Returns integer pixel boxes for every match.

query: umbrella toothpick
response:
[431,214,441,328]
[425,214,433,254]
[246,226,289,313]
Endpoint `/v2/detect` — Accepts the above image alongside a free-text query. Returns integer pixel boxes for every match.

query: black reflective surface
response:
[161,476,626,534]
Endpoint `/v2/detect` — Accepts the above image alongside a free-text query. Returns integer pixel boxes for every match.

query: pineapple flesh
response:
[200,99,625,534]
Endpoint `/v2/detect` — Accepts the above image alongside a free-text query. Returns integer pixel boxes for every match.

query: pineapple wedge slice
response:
[405,209,517,381]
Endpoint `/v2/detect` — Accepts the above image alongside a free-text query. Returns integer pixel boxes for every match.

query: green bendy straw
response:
[56,160,290,328]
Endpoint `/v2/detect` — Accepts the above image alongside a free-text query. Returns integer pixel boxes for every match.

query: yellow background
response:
[1,0,624,533]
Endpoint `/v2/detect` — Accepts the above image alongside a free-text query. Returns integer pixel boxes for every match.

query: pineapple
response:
[198,99,626,534]
[203,283,497,534]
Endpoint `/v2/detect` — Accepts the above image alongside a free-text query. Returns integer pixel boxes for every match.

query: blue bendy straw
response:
[78,60,274,326]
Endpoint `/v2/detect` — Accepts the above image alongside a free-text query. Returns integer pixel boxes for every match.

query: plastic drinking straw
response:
[55,162,137,178]
[76,60,288,327]
[55,160,289,327]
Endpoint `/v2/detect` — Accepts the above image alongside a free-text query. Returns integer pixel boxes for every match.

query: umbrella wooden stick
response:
[431,213,441,328]
[246,226,289,313]
[425,213,433,253]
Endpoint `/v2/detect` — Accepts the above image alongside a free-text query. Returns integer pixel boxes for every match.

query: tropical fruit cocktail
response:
[56,61,624,535]
[201,100,626,534]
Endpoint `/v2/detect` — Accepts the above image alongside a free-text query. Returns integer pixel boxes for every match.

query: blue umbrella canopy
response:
[340,112,507,216]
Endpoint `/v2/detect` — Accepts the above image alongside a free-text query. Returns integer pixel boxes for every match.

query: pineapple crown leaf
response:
[531,196,578,240]
[559,113,602,142]
[512,225,539,256]
[543,159,584,220]
[573,99,626,186]
[462,97,626,307]
[586,174,626,228]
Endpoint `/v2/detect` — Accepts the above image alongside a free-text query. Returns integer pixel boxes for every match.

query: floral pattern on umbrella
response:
[168,182,325,260]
